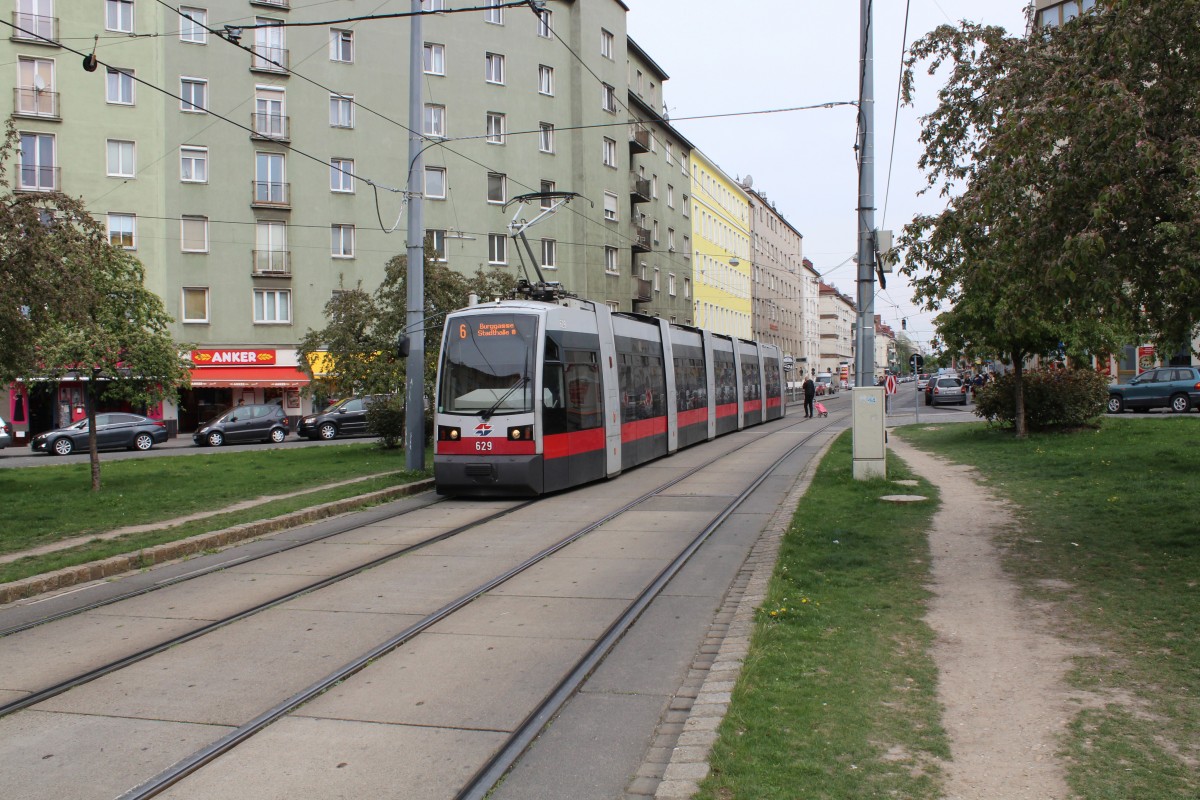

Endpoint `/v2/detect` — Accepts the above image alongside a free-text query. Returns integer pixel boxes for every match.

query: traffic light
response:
[901,318,907,330]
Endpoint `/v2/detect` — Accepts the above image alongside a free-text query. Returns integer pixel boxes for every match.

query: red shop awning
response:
[189,367,310,388]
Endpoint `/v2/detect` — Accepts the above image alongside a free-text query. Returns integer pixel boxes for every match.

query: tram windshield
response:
[439,313,539,416]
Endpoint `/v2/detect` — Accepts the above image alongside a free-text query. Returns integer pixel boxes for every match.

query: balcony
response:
[10,13,57,43]
[629,125,650,154]
[252,250,292,277]
[250,0,290,7]
[13,87,59,119]
[17,165,59,192]
[632,226,651,253]
[634,278,652,303]
[250,113,290,141]
[630,178,650,204]
[251,181,291,209]
[251,45,290,74]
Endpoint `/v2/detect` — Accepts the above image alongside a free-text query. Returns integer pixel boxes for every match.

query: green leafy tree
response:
[899,2,1197,435]
[0,123,188,488]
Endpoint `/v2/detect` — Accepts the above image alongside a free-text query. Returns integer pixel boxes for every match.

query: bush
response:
[973,368,1108,430]
[366,395,406,449]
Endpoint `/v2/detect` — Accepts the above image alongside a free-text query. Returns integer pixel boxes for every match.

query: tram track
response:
[0,405,845,800]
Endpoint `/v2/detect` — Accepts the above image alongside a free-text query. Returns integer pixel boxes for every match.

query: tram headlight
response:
[508,425,533,441]
[438,425,461,441]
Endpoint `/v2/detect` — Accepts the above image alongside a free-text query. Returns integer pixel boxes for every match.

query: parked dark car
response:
[30,413,169,456]
[298,395,387,440]
[927,376,968,406]
[193,403,289,447]
[1107,366,1200,414]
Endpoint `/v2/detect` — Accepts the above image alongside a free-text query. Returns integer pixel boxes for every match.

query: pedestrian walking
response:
[802,375,816,418]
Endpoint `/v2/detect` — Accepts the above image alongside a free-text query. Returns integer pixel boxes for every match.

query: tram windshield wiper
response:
[480,375,528,421]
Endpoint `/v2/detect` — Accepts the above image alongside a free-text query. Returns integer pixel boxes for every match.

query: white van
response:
[815,374,837,395]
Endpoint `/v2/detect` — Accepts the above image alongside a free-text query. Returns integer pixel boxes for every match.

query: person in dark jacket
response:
[802,375,816,418]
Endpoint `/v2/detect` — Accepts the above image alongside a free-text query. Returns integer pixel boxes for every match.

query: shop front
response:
[180,348,310,434]
[5,378,168,447]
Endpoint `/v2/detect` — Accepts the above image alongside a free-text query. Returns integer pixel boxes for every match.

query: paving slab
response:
[0,710,227,800]
[0,612,203,693]
[222,541,400,578]
[89,570,320,621]
[559,522,704,561]
[297,631,590,731]
[492,555,667,600]
[427,594,629,640]
[314,523,454,548]
[36,607,418,726]
[491,691,671,800]
[157,716,507,800]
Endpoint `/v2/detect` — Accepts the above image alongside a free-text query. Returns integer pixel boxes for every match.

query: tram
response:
[433,295,785,496]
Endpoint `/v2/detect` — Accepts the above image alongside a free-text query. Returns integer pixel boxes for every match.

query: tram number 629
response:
[475,440,493,451]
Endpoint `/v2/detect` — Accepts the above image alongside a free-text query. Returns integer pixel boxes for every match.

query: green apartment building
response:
[3,0,695,442]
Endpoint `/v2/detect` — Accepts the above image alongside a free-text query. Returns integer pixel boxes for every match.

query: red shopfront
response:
[180,348,309,433]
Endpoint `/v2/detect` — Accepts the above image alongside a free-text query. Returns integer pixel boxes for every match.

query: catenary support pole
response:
[855,0,876,389]
[404,0,425,471]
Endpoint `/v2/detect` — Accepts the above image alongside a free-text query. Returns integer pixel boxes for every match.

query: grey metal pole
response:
[404,0,425,471]
[855,0,875,389]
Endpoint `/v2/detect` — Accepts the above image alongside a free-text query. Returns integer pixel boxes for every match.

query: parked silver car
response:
[0,416,12,449]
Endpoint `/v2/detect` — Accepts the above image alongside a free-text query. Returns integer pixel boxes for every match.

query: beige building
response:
[818,282,855,377]
[746,186,804,364]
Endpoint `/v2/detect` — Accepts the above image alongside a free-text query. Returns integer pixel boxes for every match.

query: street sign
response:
[910,353,925,372]
[782,355,795,372]
[885,374,898,395]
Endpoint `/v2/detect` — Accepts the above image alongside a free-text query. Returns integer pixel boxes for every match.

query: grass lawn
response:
[697,433,949,799]
[0,444,430,580]
[900,417,1198,799]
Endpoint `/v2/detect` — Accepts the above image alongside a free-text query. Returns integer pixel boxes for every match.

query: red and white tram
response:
[433,297,784,496]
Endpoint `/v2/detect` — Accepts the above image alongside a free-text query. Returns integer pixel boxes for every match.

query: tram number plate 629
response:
[475,440,493,451]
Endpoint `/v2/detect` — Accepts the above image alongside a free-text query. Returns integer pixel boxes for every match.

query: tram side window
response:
[764,361,781,398]
[564,350,602,430]
[742,360,761,401]
[714,352,737,405]
[674,355,707,411]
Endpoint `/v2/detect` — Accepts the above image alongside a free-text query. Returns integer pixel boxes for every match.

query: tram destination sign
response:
[462,321,520,338]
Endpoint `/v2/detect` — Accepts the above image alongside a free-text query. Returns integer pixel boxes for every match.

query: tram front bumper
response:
[434,454,544,496]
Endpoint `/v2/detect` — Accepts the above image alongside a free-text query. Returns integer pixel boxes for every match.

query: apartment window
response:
[255,220,287,272]
[254,289,291,324]
[484,0,502,24]
[651,174,658,198]
[654,268,660,292]
[255,152,286,204]
[329,28,353,62]
[427,229,447,261]
[16,58,55,118]
[106,139,135,177]
[540,180,555,207]
[423,103,446,137]
[330,157,354,192]
[684,276,691,299]
[181,287,209,323]
[668,272,677,296]
[106,68,134,105]
[255,87,285,137]
[181,215,208,252]
[538,65,554,96]
[487,172,506,204]
[652,220,659,243]
[108,213,135,249]
[421,0,445,9]
[601,28,614,58]
[602,137,616,167]
[537,8,551,37]
[668,228,675,250]
[180,145,207,182]
[667,184,674,208]
[601,83,617,112]
[424,43,445,75]
[541,238,557,269]
[106,0,133,33]
[682,195,689,217]
[488,233,507,264]
[665,142,673,165]
[179,7,206,43]
[180,77,206,112]
[253,19,286,71]
[604,246,618,274]
[330,93,354,128]
[331,224,355,258]
[635,69,643,95]
[486,112,506,145]
[603,191,618,222]
[424,166,446,199]
[485,52,505,84]
[537,123,555,154]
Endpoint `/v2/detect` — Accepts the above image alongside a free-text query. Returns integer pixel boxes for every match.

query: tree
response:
[298,237,517,446]
[0,123,189,488]
[898,1,1200,435]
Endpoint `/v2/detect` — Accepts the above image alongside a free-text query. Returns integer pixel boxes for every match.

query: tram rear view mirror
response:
[396,333,410,359]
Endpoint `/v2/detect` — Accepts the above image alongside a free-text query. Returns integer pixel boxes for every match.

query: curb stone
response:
[0,478,435,605]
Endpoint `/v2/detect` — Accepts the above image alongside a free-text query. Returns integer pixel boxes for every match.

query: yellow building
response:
[690,150,752,338]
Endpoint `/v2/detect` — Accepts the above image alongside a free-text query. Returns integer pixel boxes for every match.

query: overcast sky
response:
[625,0,1030,351]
